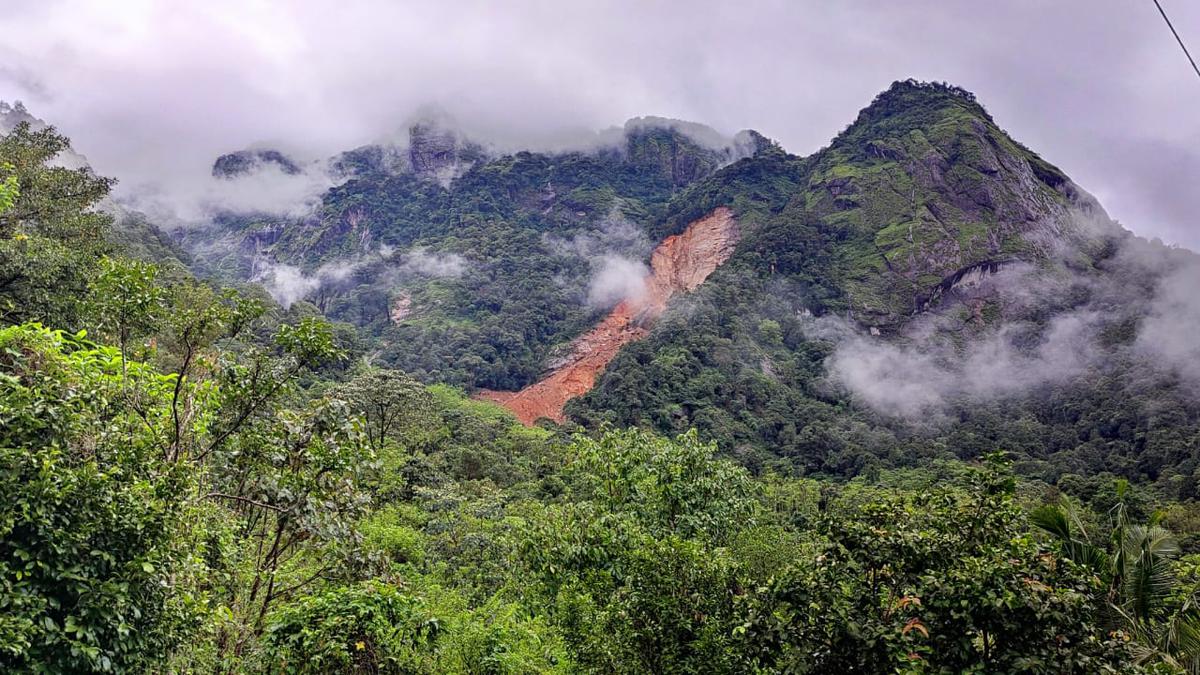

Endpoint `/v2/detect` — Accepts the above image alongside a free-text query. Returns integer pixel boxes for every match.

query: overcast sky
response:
[1,0,1198,247]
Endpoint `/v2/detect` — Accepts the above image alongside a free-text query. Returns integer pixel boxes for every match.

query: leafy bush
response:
[263,583,439,674]
[0,325,208,672]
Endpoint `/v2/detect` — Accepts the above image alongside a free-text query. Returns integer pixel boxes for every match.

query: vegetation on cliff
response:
[573,81,1200,495]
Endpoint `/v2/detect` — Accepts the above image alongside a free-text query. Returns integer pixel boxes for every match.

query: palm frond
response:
[1123,525,1181,623]
[1162,611,1200,675]
[1031,501,1109,570]
[1031,504,1072,541]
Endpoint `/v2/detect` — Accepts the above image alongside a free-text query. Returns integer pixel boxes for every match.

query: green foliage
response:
[569,428,758,543]
[738,458,1139,673]
[515,501,739,674]
[264,582,572,675]
[0,325,207,672]
[0,123,113,243]
[430,596,571,674]
[104,211,192,271]
[564,534,741,674]
[378,383,554,493]
[1034,485,1200,670]
[338,368,436,452]
[0,162,18,214]
[0,265,372,672]
[0,122,114,326]
[0,318,1177,673]
[86,257,167,361]
[263,582,439,673]
[360,506,426,565]
[506,431,756,673]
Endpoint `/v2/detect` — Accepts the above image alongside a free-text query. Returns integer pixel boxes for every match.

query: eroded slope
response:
[479,207,739,424]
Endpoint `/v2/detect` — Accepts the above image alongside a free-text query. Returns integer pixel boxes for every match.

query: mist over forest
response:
[3,2,1200,673]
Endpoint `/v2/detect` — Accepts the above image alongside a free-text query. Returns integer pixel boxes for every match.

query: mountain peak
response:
[406,116,489,187]
[833,80,996,150]
[862,79,991,121]
[211,148,302,179]
[770,80,1114,326]
[621,117,767,187]
[622,116,732,150]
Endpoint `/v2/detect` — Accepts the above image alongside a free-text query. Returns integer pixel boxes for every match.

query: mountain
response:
[176,80,1200,490]
[182,115,766,391]
[8,78,1200,674]
[767,80,1105,327]
[573,81,1200,483]
[212,148,303,178]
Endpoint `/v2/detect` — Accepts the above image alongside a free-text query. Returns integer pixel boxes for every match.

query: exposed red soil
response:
[478,207,739,425]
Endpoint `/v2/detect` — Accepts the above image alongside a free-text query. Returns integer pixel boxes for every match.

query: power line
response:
[1151,0,1200,82]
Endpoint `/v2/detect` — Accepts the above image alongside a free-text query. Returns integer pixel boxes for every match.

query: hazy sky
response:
[2,0,1198,247]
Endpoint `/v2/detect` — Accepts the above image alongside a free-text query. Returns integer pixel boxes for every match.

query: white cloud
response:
[1136,262,1200,385]
[587,254,649,309]
[255,258,364,308]
[825,309,1103,419]
[256,263,319,309]
[399,247,467,278]
[0,1,1195,246]
[545,210,654,309]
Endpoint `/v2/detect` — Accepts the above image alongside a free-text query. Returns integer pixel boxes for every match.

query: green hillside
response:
[4,81,1200,673]
[573,81,1200,490]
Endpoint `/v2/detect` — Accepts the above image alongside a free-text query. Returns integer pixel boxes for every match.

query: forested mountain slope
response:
[6,80,1200,674]
[179,116,768,391]
[572,81,1200,490]
[183,80,1200,494]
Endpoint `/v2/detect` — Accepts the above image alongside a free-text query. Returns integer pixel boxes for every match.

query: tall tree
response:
[0,122,113,325]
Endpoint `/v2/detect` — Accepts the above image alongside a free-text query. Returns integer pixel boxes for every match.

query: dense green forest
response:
[180,120,759,392]
[5,81,1200,673]
[571,82,1200,492]
[190,81,1200,493]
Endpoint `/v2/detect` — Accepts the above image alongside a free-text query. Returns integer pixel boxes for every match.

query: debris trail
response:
[478,207,740,424]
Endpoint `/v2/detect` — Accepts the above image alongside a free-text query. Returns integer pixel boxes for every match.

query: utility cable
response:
[1151,0,1200,82]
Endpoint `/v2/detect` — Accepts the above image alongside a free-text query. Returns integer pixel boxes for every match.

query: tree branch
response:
[205,492,285,513]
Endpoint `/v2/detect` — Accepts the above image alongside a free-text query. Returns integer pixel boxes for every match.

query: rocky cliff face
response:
[211,149,302,178]
[623,118,760,187]
[330,144,409,178]
[407,122,488,187]
[478,207,739,424]
[780,80,1113,328]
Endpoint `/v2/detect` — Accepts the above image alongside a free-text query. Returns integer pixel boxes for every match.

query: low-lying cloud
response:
[587,254,649,308]
[546,209,654,309]
[1135,262,1200,385]
[825,310,1100,419]
[255,244,470,307]
[255,258,361,308]
[397,246,468,278]
[818,209,1200,420]
[120,160,339,227]
[256,263,319,308]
